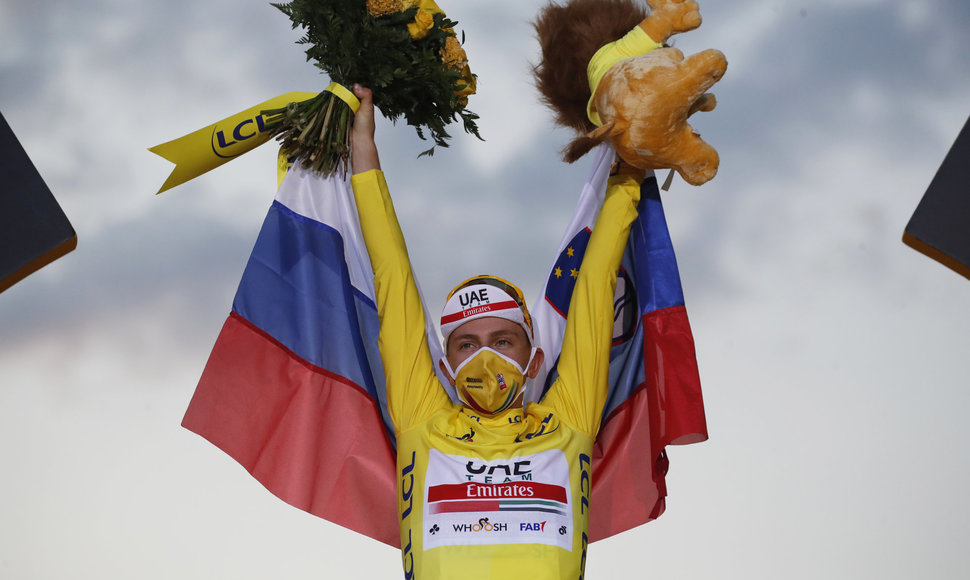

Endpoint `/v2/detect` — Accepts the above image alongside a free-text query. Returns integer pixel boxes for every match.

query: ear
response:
[439,357,457,387]
[526,348,545,379]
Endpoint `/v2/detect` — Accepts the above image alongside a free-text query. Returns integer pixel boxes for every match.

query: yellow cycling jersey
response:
[350,168,640,579]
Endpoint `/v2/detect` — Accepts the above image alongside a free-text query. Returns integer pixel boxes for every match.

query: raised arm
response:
[541,162,643,437]
[349,86,450,432]
[351,85,381,175]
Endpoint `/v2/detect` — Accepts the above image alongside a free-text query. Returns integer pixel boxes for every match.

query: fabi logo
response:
[520,521,546,532]
[210,114,273,159]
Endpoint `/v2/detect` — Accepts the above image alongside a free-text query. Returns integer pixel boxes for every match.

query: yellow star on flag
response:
[554,267,563,279]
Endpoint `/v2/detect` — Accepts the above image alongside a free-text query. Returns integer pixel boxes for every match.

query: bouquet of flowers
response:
[262,0,480,176]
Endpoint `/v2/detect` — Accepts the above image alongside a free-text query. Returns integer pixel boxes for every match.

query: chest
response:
[395,409,594,552]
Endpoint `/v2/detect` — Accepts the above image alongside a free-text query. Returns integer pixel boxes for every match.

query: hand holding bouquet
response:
[262,0,480,176]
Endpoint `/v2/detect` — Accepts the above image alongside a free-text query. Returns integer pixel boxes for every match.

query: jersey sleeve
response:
[350,169,451,432]
[541,173,642,437]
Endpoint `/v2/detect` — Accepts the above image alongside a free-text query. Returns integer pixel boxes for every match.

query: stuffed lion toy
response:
[534,0,727,185]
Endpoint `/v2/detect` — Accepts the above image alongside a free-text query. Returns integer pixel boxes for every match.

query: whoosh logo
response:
[452,517,507,533]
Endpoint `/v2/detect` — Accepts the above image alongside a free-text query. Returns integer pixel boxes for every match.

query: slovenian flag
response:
[531,144,707,541]
[182,144,706,546]
[182,165,419,547]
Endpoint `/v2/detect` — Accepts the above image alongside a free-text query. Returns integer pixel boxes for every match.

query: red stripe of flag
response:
[182,313,400,547]
[588,306,707,542]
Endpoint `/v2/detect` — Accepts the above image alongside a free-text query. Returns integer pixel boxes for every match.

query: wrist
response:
[352,142,381,174]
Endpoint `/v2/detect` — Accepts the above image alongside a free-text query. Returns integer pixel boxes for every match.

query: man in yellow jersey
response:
[348,84,643,579]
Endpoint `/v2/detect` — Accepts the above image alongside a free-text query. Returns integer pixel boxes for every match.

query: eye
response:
[494,338,512,348]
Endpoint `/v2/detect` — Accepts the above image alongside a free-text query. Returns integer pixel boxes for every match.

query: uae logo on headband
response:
[459,288,490,308]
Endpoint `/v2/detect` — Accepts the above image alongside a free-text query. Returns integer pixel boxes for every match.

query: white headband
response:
[440,282,533,347]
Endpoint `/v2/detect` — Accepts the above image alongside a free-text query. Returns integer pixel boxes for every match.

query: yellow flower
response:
[367,0,402,17]
[416,0,442,14]
[369,0,436,19]
[440,36,467,68]
[439,36,475,105]
[454,62,476,105]
[456,63,476,97]
[407,9,435,39]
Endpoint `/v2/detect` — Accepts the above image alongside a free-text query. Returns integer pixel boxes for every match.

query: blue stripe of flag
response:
[630,176,686,314]
[231,201,385,404]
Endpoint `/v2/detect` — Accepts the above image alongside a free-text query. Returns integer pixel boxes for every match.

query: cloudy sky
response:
[2,0,969,577]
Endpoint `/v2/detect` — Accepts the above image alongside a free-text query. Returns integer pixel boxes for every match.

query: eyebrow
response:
[448,328,522,347]
[488,329,520,339]
[450,328,528,341]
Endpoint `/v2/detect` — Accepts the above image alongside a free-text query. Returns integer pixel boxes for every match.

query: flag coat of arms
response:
[531,146,707,539]
[182,144,706,546]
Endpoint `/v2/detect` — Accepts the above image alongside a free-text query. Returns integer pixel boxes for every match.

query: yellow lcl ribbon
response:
[151,84,362,193]
[324,81,361,114]
[149,91,316,194]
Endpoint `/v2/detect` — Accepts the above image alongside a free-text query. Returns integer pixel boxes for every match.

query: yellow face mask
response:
[443,348,533,415]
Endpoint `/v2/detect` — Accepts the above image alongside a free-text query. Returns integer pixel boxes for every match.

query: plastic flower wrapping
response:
[262,0,480,176]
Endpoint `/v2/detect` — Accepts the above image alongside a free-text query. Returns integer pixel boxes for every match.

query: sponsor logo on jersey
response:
[428,481,568,517]
[452,517,508,533]
[423,449,573,550]
[448,428,475,443]
[514,412,560,443]
[465,459,532,480]
[520,521,546,532]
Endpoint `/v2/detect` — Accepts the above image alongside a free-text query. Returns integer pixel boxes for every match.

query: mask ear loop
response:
[440,356,458,381]
[526,347,537,370]
[520,347,538,395]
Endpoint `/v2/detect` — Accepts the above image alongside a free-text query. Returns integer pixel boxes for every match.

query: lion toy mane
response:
[533,0,727,185]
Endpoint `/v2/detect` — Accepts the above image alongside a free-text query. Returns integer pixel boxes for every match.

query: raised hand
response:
[351,84,381,174]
